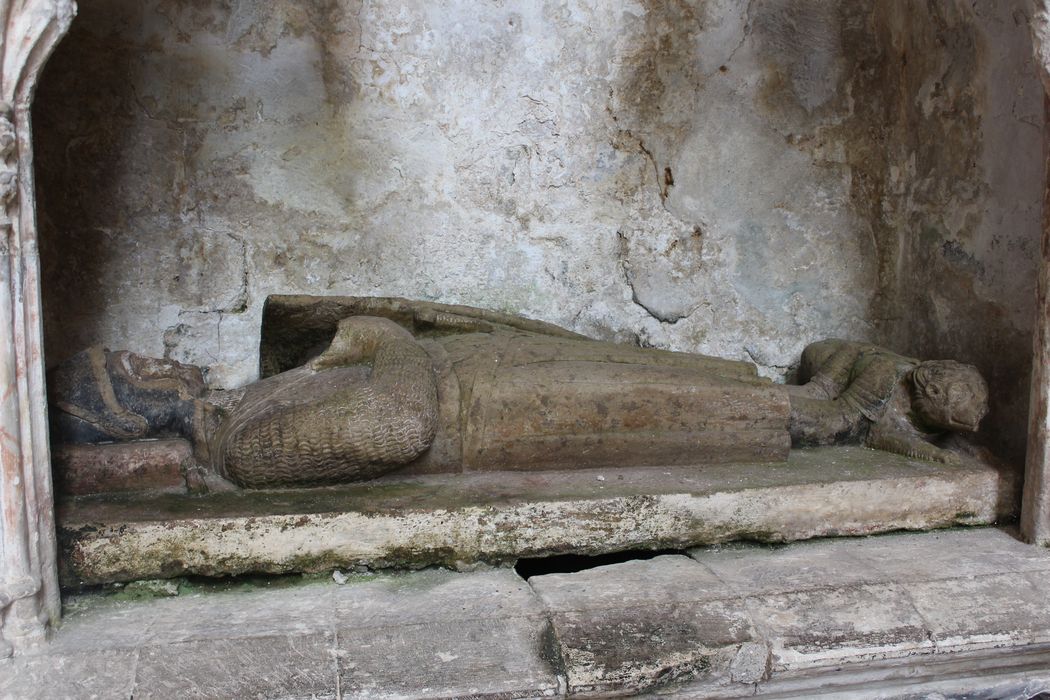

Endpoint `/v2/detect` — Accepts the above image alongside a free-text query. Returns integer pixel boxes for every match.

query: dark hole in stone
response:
[514,548,685,579]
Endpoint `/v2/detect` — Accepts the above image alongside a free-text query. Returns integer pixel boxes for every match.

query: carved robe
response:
[209,297,791,487]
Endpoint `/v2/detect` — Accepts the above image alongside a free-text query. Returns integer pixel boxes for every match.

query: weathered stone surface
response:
[907,573,1050,652]
[0,0,75,659]
[52,439,192,496]
[530,556,756,694]
[32,0,874,388]
[865,0,1045,466]
[133,633,337,700]
[694,528,1050,591]
[56,447,1016,585]
[690,541,883,595]
[729,641,771,685]
[325,569,543,629]
[717,645,1050,700]
[55,584,339,650]
[745,584,934,671]
[337,618,560,698]
[1022,2,1050,546]
[0,650,138,699]
[4,0,1047,693]
[528,555,725,610]
[54,569,544,651]
[833,529,1050,583]
[543,603,751,695]
[690,530,1050,673]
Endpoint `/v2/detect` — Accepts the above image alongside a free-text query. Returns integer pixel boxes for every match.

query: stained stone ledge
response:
[57,447,1016,585]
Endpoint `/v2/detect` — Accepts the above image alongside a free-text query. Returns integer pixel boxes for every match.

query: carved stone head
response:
[0,101,14,159]
[910,360,989,433]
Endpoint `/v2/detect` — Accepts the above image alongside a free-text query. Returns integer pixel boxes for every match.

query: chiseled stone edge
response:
[60,463,1009,585]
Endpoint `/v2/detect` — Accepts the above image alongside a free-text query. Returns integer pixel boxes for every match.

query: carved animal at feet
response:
[786,339,989,465]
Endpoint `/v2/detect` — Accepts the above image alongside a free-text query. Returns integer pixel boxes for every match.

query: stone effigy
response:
[48,296,989,489]
[788,339,988,464]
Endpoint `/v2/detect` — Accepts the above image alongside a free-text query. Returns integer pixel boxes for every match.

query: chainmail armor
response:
[213,319,438,488]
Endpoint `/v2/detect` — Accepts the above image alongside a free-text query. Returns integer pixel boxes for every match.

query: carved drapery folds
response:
[0,0,74,657]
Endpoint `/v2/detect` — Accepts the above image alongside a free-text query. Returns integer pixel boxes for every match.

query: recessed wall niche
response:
[33,0,1044,467]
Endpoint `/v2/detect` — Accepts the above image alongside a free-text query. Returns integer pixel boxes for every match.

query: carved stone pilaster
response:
[0,0,75,657]
[1022,5,1050,546]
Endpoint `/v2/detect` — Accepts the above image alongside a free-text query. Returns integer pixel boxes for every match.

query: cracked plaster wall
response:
[32,0,1043,463]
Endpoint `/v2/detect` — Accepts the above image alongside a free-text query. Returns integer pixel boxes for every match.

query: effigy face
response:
[47,297,1011,587]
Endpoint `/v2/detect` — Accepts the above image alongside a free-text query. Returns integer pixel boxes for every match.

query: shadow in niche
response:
[32,1,162,368]
[514,548,686,580]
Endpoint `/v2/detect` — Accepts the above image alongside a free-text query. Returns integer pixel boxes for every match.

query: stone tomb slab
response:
[56,447,1017,586]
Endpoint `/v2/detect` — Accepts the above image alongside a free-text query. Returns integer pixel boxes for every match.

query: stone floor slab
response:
[839,529,1047,582]
[336,617,561,698]
[329,568,543,628]
[545,603,754,696]
[745,583,934,671]
[530,556,757,695]
[528,555,726,610]
[0,649,137,700]
[692,528,1050,594]
[8,528,1050,698]
[55,581,339,651]
[906,571,1050,652]
[689,541,880,595]
[53,569,545,656]
[681,644,1050,699]
[132,633,337,700]
[10,568,560,700]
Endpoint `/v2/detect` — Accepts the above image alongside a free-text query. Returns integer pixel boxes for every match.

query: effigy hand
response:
[309,316,415,370]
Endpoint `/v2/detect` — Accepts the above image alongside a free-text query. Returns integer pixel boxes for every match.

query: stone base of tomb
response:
[8,528,1050,699]
[56,445,1019,587]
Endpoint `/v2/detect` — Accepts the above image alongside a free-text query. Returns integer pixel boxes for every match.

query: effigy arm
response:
[216,317,439,488]
[787,394,866,446]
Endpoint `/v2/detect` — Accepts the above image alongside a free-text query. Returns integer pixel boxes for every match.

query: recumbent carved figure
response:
[48,297,990,489]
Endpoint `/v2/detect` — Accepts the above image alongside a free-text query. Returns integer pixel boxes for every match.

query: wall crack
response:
[617,230,691,325]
